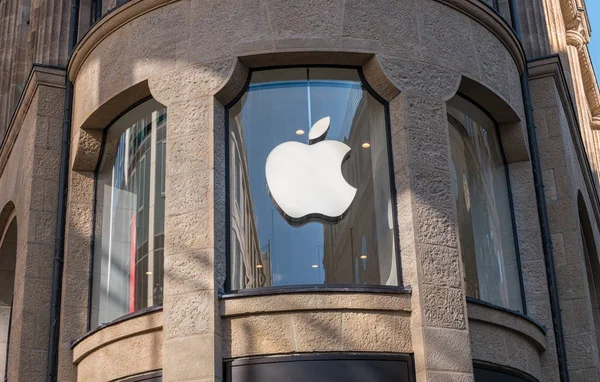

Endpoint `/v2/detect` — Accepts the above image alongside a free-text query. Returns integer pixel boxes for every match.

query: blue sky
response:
[589,1,600,85]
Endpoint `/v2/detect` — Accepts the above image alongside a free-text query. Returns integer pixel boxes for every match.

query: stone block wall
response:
[0,0,599,382]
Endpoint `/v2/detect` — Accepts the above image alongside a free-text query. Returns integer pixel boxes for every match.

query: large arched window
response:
[227,67,398,291]
[448,96,523,311]
[91,99,166,328]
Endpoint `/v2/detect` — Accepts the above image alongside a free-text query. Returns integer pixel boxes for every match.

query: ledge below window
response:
[467,298,546,381]
[221,290,412,358]
[71,308,163,382]
[221,285,410,299]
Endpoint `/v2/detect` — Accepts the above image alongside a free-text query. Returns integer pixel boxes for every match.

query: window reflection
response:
[448,96,522,311]
[228,67,397,290]
[91,99,166,328]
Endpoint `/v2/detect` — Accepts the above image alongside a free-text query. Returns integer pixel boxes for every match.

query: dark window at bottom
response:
[225,353,414,382]
[474,364,538,382]
[118,370,162,382]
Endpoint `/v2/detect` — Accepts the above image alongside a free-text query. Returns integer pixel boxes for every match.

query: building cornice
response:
[562,0,600,129]
[560,0,591,40]
[579,46,600,129]
[528,56,600,227]
[0,65,66,176]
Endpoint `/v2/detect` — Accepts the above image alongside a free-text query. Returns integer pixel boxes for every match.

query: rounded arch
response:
[446,94,525,312]
[457,75,529,164]
[72,81,153,172]
[577,191,600,353]
[209,53,401,108]
[89,97,167,329]
[0,202,16,246]
[0,217,17,305]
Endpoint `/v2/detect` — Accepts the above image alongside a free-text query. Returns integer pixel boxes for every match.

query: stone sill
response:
[72,307,163,364]
[220,290,411,317]
[467,299,546,350]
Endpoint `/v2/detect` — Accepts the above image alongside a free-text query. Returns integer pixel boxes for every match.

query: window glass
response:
[228,67,397,290]
[448,96,522,311]
[91,99,166,328]
[226,354,413,382]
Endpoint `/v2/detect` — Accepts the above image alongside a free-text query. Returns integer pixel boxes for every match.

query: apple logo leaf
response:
[265,116,358,226]
[308,116,330,144]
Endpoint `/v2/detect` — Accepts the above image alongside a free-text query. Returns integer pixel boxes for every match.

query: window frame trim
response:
[473,360,539,382]
[449,92,527,315]
[223,352,416,382]
[88,95,160,331]
[223,65,403,294]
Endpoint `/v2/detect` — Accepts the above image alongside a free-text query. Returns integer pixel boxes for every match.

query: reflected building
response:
[229,114,271,289]
[2,0,600,381]
[322,90,395,286]
[91,106,167,327]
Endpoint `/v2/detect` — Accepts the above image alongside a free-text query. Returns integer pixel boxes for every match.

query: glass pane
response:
[227,356,412,382]
[228,67,397,290]
[448,96,522,311]
[91,99,167,328]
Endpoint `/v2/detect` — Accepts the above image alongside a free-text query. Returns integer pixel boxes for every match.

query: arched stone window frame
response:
[221,63,403,294]
[447,92,527,313]
[88,96,167,330]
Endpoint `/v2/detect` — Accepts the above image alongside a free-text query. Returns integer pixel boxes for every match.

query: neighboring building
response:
[2,0,600,381]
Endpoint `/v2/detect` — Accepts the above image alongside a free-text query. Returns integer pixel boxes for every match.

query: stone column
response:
[2,67,65,382]
[0,0,19,132]
[381,56,473,381]
[149,59,235,382]
[28,0,71,67]
[515,0,551,59]
[57,168,96,382]
[529,68,600,380]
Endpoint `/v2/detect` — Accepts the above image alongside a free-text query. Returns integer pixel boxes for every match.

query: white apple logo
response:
[265,116,357,225]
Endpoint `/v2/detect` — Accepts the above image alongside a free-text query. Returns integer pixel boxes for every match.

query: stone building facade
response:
[0,0,600,381]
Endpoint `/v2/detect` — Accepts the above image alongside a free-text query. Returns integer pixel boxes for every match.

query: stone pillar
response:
[540,0,568,54]
[28,0,71,67]
[57,169,96,382]
[148,59,235,382]
[160,96,221,382]
[0,67,65,382]
[529,69,600,380]
[57,93,107,382]
[6,0,30,125]
[382,56,473,380]
[0,0,20,133]
[515,0,551,59]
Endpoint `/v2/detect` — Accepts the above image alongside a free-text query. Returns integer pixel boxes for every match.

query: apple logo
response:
[265,116,357,225]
